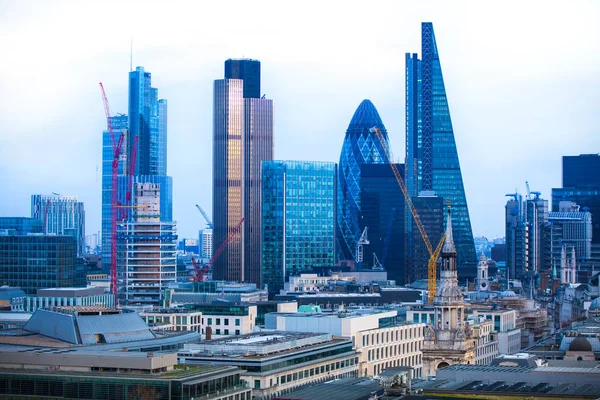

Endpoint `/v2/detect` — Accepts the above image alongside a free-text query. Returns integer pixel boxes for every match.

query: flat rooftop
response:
[37,287,106,297]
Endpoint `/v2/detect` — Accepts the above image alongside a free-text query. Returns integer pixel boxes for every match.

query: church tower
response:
[476,253,490,291]
[422,207,476,377]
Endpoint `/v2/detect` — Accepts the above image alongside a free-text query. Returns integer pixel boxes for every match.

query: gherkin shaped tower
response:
[337,100,390,262]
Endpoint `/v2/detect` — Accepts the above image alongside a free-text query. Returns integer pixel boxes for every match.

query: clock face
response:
[480,282,487,289]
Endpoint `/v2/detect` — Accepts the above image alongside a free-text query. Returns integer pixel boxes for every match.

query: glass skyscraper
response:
[128,66,168,176]
[405,22,476,272]
[213,59,273,285]
[31,194,86,256]
[337,99,390,263]
[262,161,337,294]
[360,163,406,284]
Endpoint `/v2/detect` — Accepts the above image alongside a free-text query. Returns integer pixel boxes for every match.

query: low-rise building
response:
[470,316,499,365]
[139,308,203,332]
[473,308,521,355]
[180,331,358,399]
[265,307,425,378]
[184,303,257,338]
[0,347,251,400]
[13,287,114,312]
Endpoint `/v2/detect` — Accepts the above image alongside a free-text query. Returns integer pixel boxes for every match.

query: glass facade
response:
[0,217,42,234]
[563,154,600,188]
[410,194,444,282]
[213,60,273,285]
[405,22,476,272]
[552,187,600,245]
[337,100,390,262]
[31,194,86,256]
[262,161,337,294]
[359,164,406,284]
[128,66,167,176]
[101,115,128,273]
[0,234,79,295]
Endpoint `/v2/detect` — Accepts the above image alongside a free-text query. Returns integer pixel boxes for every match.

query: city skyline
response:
[1,1,599,241]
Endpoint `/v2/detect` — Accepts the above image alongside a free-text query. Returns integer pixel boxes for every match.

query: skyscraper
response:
[337,100,390,263]
[262,161,337,294]
[505,194,528,280]
[128,66,168,176]
[101,114,128,273]
[359,163,406,284]
[409,193,445,283]
[405,23,476,273]
[213,59,273,284]
[31,194,86,256]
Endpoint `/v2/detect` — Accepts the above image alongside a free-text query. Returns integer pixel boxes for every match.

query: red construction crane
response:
[192,217,245,282]
[100,82,125,298]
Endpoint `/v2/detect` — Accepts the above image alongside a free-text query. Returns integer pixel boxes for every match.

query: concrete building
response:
[199,227,213,259]
[0,348,251,400]
[421,209,476,377]
[265,308,425,377]
[469,316,499,365]
[180,331,358,399]
[13,287,114,313]
[139,308,203,332]
[117,183,177,306]
[473,308,521,355]
[184,302,257,338]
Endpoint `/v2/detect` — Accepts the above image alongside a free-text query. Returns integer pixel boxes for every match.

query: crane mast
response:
[100,82,125,298]
[370,127,445,304]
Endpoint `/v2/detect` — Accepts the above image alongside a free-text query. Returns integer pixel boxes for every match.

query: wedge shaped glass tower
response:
[406,23,476,271]
[337,100,390,262]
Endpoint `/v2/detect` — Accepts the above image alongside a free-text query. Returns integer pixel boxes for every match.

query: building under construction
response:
[117,183,177,306]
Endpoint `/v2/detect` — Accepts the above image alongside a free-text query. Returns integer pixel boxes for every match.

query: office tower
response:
[31,194,86,256]
[405,23,476,273]
[101,114,128,273]
[0,231,79,295]
[213,59,273,284]
[409,193,444,283]
[562,154,600,188]
[548,201,592,263]
[0,217,43,234]
[525,194,549,274]
[199,228,213,259]
[128,66,168,176]
[117,183,177,305]
[337,99,390,263]
[505,194,528,280]
[359,163,406,284]
[262,161,337,294]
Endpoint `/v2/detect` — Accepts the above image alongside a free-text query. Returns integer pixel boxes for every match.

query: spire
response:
[552,259,557,280]
[442,206,456,253]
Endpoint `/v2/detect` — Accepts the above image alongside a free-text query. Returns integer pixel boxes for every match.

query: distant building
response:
[360,163,406,284]
[0,217,42,234]
[472,308,521,356]
[0,232,81,295]
[31,194,85,256]
[563,154,600,189]
[180,331,359,398]
[262,160,337,294]
[505,194,528,281]
[525,194,549,275]
[548,201,592,262]
[490,242,506,263]
[14,287,114,313]
[199,227,213,258]
[213,58,273,285]
[337,100,390,263]
[117,183,177,305]
[139,308,203,333]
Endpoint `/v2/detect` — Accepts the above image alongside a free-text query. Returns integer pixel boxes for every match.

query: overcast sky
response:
[1,0,599,242]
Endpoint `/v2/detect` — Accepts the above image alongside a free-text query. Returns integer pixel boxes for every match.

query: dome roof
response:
[347,99,385,132]
[500,290,517,298]
[569,337,592,352]
[590,297,600,310]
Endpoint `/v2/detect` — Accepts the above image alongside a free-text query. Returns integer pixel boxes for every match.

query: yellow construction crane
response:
[370,127,445,304]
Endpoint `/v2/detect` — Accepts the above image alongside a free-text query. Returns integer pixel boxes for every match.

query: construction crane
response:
[371,127,445,304]
[193,217,245,282]
[195,204,213,229]
[100,82,125,298]
[356,227,369,263]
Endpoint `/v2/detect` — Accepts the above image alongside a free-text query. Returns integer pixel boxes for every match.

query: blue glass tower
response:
[406,23,476,271]
[262,161,337,294]
[337,100,390,263]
